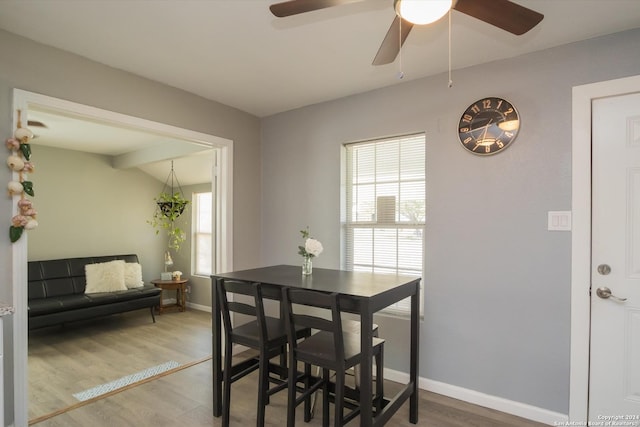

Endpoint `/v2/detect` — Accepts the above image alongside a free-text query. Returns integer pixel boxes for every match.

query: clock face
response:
[458,97,520,155]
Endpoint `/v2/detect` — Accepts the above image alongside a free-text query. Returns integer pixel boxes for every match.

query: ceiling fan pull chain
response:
[448,9,453,88]
[397,17,404,80]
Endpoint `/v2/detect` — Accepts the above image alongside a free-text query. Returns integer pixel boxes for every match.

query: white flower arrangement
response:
[298,227,323,259]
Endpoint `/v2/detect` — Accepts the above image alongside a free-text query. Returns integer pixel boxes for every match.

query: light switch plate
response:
[548,211,572,231]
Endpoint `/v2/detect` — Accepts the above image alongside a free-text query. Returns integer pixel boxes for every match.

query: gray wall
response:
[260,28,640,415]
[0,29,261,425]
[26,146,166,279]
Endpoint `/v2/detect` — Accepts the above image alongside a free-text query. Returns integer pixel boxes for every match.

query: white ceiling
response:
[1,0,639,118]
[1,0,640,185]
[27,107,214,186]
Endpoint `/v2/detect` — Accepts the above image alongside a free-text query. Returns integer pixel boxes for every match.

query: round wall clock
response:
[457,97,520,155]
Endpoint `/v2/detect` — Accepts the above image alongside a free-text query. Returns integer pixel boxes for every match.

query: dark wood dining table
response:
[211,264,421,427]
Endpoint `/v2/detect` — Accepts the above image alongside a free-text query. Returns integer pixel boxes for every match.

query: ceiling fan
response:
[269,0,544,65]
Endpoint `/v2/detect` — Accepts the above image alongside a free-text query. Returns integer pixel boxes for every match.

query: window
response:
[193,191,213,276]
[343,133,425,315]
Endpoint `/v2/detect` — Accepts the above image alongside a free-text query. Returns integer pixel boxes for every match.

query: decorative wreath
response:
[6,110,37,242]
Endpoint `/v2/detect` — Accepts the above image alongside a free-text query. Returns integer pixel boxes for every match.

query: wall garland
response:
[6,109,37,242]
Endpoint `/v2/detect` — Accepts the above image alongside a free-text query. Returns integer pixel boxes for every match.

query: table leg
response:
[212,277,222,417]
[359,306,374,427]
[410,281,420,424]
[179,285,186,311]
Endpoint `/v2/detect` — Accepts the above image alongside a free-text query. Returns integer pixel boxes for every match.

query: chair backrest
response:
[282,288,345,362]
[216,279,267,342]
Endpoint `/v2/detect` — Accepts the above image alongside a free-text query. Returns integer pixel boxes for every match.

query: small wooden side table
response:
[151,278,188,314]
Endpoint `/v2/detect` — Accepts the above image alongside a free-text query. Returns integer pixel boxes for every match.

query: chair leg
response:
[310,364,324,417]
[322,368,330,427]
[375,343,384,413]
[222,341,233,427]
[304,362,312,422]
[256,350,268,427]
[279,345,287,379]
[286,354,297,427]
[334,368,345,427]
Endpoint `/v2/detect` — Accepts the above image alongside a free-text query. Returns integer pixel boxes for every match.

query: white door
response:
[590,91,640,422]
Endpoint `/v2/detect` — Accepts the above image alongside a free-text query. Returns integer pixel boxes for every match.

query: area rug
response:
[72,360,181,401]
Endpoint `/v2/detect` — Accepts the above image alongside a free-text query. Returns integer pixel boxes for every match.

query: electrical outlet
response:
[186,285,192,294]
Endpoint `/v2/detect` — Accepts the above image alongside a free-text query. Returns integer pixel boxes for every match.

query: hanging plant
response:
[156,192,188,220]
[147,161,189,252]
[148,192,189,251]
[6,110,38,243]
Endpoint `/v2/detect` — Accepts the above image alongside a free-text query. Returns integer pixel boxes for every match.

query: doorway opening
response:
[11,89,234,425]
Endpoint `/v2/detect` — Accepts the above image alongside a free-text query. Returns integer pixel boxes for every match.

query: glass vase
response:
[302,257,312,275]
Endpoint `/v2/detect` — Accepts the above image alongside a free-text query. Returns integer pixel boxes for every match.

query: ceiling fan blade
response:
[372,16,414,66]
[270,0,362,17]
[453,0,543,35]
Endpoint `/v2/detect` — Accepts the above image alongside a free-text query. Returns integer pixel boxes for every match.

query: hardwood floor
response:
[28,309,548,426]
[28,308,212,421]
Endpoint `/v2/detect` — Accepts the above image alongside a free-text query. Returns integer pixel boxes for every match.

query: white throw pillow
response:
[124,262,144,289]
[85,260,127,294]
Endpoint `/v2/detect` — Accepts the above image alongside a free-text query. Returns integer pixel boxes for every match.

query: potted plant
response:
[148,191,189,251]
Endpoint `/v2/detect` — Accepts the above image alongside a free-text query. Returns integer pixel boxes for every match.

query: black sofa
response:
[28,254,161,330]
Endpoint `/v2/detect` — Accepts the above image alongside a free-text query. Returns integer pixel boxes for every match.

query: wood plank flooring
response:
[28,309,548,426]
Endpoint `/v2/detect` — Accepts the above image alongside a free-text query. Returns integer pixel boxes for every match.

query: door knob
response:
[596,287,627,302]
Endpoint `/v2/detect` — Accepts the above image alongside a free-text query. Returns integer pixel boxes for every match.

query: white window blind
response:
[193,192,213,276]
[344,133,425,315]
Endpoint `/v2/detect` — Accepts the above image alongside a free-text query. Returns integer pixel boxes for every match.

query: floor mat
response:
[72,361,181,401]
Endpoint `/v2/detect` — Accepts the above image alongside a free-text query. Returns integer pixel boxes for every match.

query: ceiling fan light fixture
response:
[394,0,452,25]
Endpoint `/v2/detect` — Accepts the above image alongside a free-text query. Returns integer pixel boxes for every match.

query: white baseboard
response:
[185,301,211,312]
[383,368,568,426]
[160,299,211,313]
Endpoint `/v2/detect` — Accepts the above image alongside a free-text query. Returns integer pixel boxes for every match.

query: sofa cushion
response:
[124,262,144,289]
[29,294,93,316]
[85,285,160,304]
[85,260,127,294]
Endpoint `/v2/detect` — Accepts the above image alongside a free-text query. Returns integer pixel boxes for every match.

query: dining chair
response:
[341,319,379,388]
[216,279,311,427]
[282,288,385,427]
[308,320,380,417]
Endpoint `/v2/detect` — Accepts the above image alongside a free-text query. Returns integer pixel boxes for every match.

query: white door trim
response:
[570,74,640,422]
[11,89,234,426]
